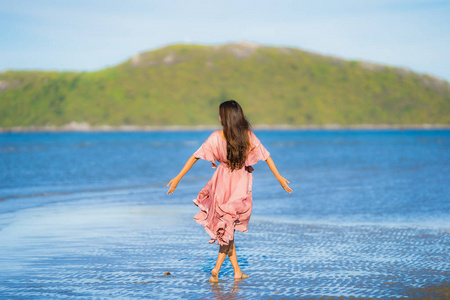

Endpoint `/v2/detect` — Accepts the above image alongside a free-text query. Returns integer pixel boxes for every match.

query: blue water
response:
[1,130,449,226]
[1,130,449,299]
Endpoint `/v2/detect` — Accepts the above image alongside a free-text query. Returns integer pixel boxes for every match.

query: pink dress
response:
[192,130,270,246]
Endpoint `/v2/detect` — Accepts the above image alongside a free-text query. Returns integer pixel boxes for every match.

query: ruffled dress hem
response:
[193,197,249,246]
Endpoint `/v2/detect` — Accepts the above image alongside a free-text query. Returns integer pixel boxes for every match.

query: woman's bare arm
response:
[265,157,293,193]
[167,155,199,194]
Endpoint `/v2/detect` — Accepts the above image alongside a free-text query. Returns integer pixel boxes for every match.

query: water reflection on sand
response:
[0,191,448,299]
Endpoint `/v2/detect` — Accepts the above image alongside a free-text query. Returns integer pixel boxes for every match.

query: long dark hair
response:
[219,100,251,171]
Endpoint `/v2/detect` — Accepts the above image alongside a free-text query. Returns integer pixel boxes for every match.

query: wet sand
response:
[0,190,448,299]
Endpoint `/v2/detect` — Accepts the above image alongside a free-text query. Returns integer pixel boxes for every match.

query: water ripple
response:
[0,200,448,299]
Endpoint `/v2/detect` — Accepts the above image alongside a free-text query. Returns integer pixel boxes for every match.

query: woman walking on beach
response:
[167,100,292,282]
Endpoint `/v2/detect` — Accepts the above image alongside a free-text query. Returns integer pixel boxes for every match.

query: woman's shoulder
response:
[216,130,227,141]
[203,130,223,144]
[248,130,260,145]
[207,130,220,137]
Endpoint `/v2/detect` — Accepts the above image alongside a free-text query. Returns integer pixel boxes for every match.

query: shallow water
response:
[0,130,449,298]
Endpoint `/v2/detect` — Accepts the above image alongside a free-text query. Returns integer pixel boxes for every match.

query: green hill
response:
[1,42,449,128]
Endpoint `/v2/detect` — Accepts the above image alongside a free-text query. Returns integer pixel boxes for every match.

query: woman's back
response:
[194,130,270,169]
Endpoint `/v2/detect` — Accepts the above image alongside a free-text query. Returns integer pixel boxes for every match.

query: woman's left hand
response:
[277,176,293,193]
[167,177,180,194]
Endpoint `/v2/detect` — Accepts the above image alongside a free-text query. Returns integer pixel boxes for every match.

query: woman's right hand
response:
[167,177,180,194]
[277,176,293,193]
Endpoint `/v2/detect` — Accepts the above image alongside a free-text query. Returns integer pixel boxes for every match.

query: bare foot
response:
[209,269,219,282]
[234,272,249,280]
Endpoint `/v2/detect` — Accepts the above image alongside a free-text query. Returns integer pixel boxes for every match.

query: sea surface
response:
[0,130,449,299]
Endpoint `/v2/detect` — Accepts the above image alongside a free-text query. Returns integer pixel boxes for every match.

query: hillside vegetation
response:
[1,42,449,127]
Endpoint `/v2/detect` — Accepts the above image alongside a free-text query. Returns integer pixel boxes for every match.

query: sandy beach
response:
[0,187,448,299]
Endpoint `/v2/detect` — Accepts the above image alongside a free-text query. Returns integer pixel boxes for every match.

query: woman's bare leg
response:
[227,240,249,280]
[209,244,229,282]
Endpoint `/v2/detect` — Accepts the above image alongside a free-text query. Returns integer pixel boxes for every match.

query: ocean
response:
[0,130,449,298]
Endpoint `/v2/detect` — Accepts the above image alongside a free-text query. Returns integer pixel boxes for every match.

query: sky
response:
[1,0,449,81]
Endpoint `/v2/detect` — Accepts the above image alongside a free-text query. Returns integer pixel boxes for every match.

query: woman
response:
[167,100,292,282]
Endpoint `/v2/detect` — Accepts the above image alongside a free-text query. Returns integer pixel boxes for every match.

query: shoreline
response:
[1,122,450,132]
